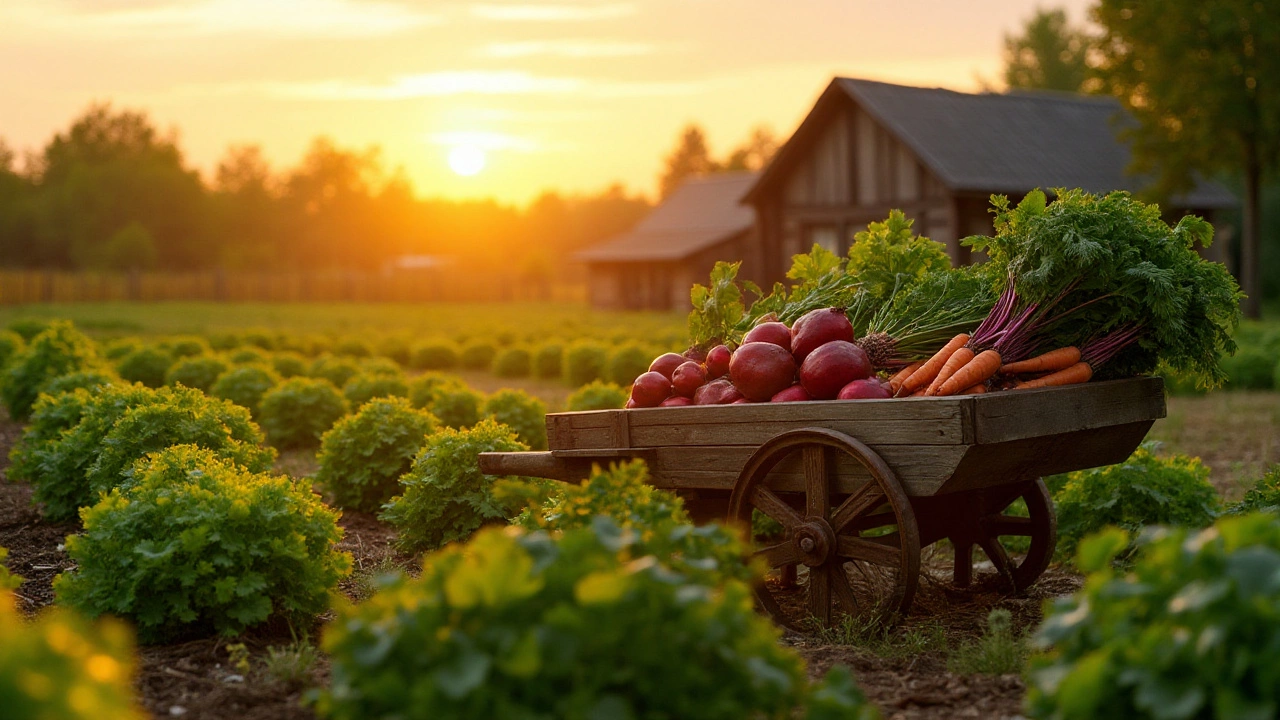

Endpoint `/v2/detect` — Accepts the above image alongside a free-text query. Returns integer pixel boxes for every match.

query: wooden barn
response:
[742,78,1238,284]
[577,172,758,311]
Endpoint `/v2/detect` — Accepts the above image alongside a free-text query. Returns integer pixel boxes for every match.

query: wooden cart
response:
[479,377,1166,629]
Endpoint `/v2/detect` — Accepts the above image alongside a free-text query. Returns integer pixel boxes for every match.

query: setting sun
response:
[448,145,486,177]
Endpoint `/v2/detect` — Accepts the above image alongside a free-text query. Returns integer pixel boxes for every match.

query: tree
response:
[722,125,779,172]
[659,124,717,198]
[100,221,158,271]
[1004,8,1092,92]
[1094,0,1280,317]
[210,144,282,268]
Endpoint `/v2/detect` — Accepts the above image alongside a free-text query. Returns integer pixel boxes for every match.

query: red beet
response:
[742,321,792,349]
[625,399,637,409]
[799,341,872,400]
[791,307,854,363]
[731,398,752,403]
[771,384,813,402]
[671,361,707,398]
[694,378,744,405]
[649,353,686,381]
[705,345,731,379]
[838,378,893,400]
[729,342,798,401]
[660,395,693,407]
[630,371,672,408]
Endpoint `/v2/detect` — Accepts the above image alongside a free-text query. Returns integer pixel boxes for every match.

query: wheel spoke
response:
[807,564,832,625]
[982,515,1035,537]
[750,487,804,531]
[755,541,803,569]
[953,541,974,588]
[846,511,897,532]
[803,446,829,519]
[830,563,861,615]
[978,536,1015,587]
[837,535,901,567]
[829,483,885,533]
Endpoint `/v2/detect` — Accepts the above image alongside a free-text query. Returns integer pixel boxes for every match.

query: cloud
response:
[479,40,654,58]
[470,3,635,21]
[5,0,440,38]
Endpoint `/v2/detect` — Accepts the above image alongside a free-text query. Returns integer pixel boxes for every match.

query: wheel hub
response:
[793,517,836,567]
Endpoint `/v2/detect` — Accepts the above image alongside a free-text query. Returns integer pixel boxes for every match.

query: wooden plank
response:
[973,377,1165,444]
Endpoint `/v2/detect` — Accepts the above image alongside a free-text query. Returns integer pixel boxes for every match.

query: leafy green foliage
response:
[459,341,497,371]
[44,368,120,395]
[316,397,438,512]
[853,264,998,365]
[1003,8,1090,92]
[308,355,361,388]
[7,318,51,342]
[55,445,351,643]
[114,346,174,388]
[334,337,372,358]
[429,387,484,430]
[341,372,409,408]
[380,419,528,553]
[317,520,813,720]
[11,384,157,521]
[481,389,547,450]
[0,547,20,591]
[1229,465,1280,515]
[376,336,412,366]
[532,342,563,379]
[1,320,102,420]
[562,340,608,387]
[688,261,747,348]
[211,364,282,418]
[269,351,309,378]
[0,330,24,368]
[491,346,531,378]
[164,354,230,392]
[409,340,459,370]
[407,372,467,410]
[103,338,141,361]
[1052,442,1219,562]
[787,243,843,285]
[1222,347,1275,390]
[160,335,211,359]
[566,380,627,411]
[846,210,951,303]
[1,588,143,719]
[227,347,271,366]
[1027,513,1280,719]
[258,377,349,449]
[947,609,1026,676]
[603,342,653,386]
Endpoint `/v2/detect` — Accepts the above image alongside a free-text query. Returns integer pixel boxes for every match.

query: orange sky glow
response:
[1,0,1093,205]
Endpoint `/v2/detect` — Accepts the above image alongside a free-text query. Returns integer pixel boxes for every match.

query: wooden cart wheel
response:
[950,478,1056,591]
[729,428,921,630]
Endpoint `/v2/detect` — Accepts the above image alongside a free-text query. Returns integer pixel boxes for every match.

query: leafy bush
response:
[532,342,563,379]
[270,351,310,378]
[491,346,531,378]
[342,373,409,409]
[1052,442,1219,561]
[1222,346,1275,390]
[84,385,276,496]
[1027,514,1280,720]
[102,338,142,360]
[55,446,351,643]
[481,389,547,450]
[7,318,51,341]
[409,340,459,370]
[604,342,653,386]
[317,520,826,720]
[358,357,403,377]
[207,332,242,351]
[407,372,467,410]
[1,320,102,420]
[10,384,156,521]
[1229,465,1280,515]
[114,346,174,388]
[334,337,372,358]
[375,336,412,366]
[241,328,278,350]
[316,397,438,512]
[429,387,484,430]
[165,354,230,392]
[566,380,628,411]
[44,368,120,395]
[162,335,211,359]
[309,354,362,388]
[228,347,271,366]
[563,340,608,387]
[459,341,497,371]
[380,419,527,553]
[1,587,143,719]
[259,377,350,449]
[211,365,282,418]
[0,330,24,367]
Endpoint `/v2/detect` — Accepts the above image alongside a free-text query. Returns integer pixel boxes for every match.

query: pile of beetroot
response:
[627,308,891,409]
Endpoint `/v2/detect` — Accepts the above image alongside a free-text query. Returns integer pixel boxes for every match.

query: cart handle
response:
[479,451,576,480]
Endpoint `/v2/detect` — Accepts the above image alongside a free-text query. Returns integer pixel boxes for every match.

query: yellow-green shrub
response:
[1,321,102,420]
[316,398,438,512]
[481,389,547,450]
[165,355,230,393]
[566,380,627,411]
[258,377,350,449]
[211,364,282,417]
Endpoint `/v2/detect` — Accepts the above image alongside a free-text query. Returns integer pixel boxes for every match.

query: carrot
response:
[935,349,1003,396]
[999,347,1081,376]
[925,346,976,396]
[889,362,923,394]
[897,334,969,397]
[961,383,987,394]
[1012,361,1093,389]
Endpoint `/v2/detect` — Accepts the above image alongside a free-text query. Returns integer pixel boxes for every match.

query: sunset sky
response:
[1,0,1092,205]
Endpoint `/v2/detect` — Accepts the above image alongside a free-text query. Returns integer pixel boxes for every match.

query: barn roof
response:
[576,172,757,263]
[744,78,1237,209]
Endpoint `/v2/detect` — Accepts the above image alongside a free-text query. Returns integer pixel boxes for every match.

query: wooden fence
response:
[0,269,587,305]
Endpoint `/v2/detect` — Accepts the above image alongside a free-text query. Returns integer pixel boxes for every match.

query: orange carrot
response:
[889,362,923,394]
[897,334,969,397]
[935,349,1003,396]
[1012,361,1093,389]
[999,347,1081,376]
[925,347,976,396]
[961,382,987,394]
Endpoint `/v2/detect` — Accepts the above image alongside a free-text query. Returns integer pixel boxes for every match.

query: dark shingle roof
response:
[747,78,1237,209]
[576,172,757,263]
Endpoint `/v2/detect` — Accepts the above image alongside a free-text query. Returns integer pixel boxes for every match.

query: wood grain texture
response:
[973,377,1165,444]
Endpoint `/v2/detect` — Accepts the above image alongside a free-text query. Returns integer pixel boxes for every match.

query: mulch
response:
[0,409,1079,719]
